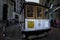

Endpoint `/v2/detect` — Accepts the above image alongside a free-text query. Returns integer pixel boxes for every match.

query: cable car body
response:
[20,2,51,37]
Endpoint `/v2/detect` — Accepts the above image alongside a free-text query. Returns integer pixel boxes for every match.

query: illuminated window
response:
[37,7,42,17]
[26,5,34,18]
[36,6,43,18]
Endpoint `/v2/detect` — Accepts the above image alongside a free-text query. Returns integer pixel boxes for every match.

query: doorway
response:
[15,15,19,23]
[3,4,8,21]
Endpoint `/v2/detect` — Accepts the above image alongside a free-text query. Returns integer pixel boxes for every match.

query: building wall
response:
[0,0,3,21]
[4,0,14,21]
[39,0,47,5]
[19,9,24,22]
[15,0,20,14]
[7,1,14,21]
[15,0,25,22]
[15,0,25,13]
[0,0,14,21]
[53,0,59,5]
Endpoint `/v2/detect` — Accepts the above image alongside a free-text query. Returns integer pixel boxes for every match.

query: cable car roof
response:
[25,2,49,9]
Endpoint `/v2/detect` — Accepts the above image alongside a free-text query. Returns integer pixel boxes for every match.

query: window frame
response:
[25,5,35,18]
[36,6,44,19]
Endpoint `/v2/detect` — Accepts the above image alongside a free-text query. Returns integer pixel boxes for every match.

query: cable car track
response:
[23,32,48,40]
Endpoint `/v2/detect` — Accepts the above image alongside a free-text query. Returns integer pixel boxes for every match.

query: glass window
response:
[37,7,42,17]
[36,6,43,18]
[44,11,49,19]
[27,6,33,17]
[26,5,34,18]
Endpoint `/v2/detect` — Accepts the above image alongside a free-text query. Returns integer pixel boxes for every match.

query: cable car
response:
[20,2,51,39]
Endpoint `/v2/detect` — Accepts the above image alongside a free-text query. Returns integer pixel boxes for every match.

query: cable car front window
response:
[27,6,33,17]
[37,7,42,17]
[26,5,34,18]
[36,6,43,18]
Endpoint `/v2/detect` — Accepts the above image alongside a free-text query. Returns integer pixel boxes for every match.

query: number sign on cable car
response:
[25,0,39,3]
[28,21,34,28]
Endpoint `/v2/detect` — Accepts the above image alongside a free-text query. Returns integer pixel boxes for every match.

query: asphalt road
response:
[0,25,60,40]
[28,27,60,40]
[4,24,22,40]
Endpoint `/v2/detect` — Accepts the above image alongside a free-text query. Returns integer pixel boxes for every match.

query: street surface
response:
[5,24,22,40]
[27,27,60,40]
[0,25,60,40]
